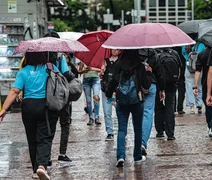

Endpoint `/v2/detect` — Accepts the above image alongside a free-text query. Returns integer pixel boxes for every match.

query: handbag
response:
[68,78,83,101]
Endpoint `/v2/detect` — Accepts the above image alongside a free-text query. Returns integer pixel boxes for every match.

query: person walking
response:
[78,62,101,126]
[154,48,182,140]
[100,49,121,140]
[182,43,205,114]
[44,32,75,167]
[105,49,151,167]
[0,52,58,180]
[139,48,165,156]
[194,45,212,136]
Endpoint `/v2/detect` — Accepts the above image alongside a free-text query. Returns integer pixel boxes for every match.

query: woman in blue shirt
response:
[182,43,205,114]
[0,52,58,180]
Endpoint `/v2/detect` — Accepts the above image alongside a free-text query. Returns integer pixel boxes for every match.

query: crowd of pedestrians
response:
[1,30,212,180]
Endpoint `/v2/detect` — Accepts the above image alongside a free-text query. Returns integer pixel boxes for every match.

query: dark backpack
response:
[187,51,198,73]
[101,58,119,92]
[116,71,140,106]
[46,63,69,111]
[159,50,179,84]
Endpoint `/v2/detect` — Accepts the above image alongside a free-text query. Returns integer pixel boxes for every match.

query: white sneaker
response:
[134,155,146,163]
[116,158,124,167]
[209,128,212,137]
[32,173,39,179]
[142,145,147,156]
[37,168,50,180]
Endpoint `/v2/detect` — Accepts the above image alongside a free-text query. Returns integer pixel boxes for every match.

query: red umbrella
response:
[102,23,195,49]
[13,37,89,54]
[75,30,113,69]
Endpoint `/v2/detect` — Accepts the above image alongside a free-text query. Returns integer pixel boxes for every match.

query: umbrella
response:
[58,32,84,41]
[198,19,212,47]
[177,20,204,34]
[13,37,89,54]
[74,30,113,69]
[102,23,195,49]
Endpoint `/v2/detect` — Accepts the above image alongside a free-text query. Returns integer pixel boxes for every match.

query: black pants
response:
[59,102,71,155]
[155,86,177,137]
[175,78,185,112]
[22,98,58,172]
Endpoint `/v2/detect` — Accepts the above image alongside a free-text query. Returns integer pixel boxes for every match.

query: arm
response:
[0,88,21,122]
[78,62,88,74]
[86,66,101,72]
[206,66,212,106]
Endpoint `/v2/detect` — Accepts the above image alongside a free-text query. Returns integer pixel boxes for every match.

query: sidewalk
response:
[0,96,211,180]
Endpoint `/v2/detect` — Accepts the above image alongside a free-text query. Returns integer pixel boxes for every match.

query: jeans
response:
[142,84,156,149]
[22,98,58,172]
[102,92,114,135]
[202,87,212,129]
[116,102,144,161]
[185,68,202,107]
[83,77,101,119]
[155,86,176,137]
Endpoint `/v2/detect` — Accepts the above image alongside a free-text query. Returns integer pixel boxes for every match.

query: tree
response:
[187,0,212,19]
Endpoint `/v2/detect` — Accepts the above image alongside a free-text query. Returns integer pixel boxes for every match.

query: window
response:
[149,0,156,7]
[159,0,165,6]
[179,0,185,6]
[169,0,175,6]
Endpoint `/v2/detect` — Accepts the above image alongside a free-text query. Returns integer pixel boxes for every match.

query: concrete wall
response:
[0,0,48,38]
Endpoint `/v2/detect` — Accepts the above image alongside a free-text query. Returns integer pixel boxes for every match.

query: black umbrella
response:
[177,20,204,34]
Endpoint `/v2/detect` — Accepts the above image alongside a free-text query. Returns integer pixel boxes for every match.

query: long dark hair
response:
[23,52,47,69]
[43,31,60,64]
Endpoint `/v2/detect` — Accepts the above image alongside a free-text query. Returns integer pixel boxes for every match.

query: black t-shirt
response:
[197,47,211,87]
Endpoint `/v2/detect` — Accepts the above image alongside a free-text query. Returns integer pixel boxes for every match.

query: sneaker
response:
[197,107,202,114]
[190,106,195,114]
[116,158,124,167]
[105,134,114,141]
[209,128,212,137]
[167,136,176,140]
[58,155,72,166]
[36,167,50,180]
[47,160,52,169]
[178,111,185,115]
[32,173,39,179]
[87,118,94,126]
[156,132,165,139]
[135,156,146,163]
[142,145,147,156]
[95,118,101,125]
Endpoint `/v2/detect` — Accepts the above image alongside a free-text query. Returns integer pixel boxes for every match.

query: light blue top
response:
[56,55,69,74]
[13,65,58,99]
[182,43,205,62]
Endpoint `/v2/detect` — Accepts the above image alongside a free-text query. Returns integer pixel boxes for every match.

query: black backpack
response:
[159,50,179,84]
[101,58,119,92]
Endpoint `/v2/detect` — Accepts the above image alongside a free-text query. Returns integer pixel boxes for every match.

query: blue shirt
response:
[13,65,58,99]
[56,55,69,74]
[182,43,205,62]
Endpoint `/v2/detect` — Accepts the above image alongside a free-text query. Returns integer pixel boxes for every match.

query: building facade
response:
[146,0,192,25]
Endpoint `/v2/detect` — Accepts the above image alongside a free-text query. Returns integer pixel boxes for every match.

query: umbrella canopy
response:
[102,23,195,49]
[198,19,212,47]
[57,32,84,40]
[74,30,113,69]
[13,37,89,54]
[177,20,204,34]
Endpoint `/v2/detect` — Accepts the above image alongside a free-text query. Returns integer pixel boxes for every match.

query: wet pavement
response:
[0,96,212,180]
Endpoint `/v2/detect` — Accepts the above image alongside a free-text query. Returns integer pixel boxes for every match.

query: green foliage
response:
[51,18,72,32]
[188,0,212,19]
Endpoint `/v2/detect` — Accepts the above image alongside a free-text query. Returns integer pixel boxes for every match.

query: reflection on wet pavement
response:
[0,97,211,179]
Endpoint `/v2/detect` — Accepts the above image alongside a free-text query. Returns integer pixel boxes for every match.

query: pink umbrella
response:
[75,30,113,69]
[13,37,89,54]
[102,23,195,49]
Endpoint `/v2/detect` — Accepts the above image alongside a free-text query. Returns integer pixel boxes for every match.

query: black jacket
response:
[139,49,165,91]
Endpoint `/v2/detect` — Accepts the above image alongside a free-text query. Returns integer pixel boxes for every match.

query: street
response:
[0,96,211,180]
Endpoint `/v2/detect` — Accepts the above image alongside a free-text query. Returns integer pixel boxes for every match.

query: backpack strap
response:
[46,62,54,70]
